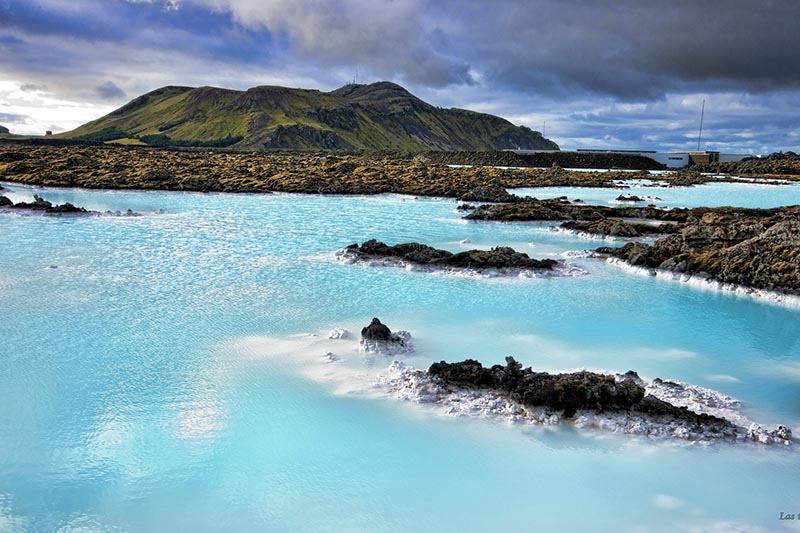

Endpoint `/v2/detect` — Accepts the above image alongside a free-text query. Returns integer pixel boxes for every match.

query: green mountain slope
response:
[62,81,558,151]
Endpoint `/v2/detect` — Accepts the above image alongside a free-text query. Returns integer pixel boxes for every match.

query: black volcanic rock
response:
[458,184,521,203]
[561,219,674,237]
[427,357,745,431]
[7,194,88,214]
[360,317,413,355]
[429,357,647,418]
[361,317,393,342]
[616,194,644,202]
[464,197,682,223]
[1,194,140,217]
[381,357,793,443]
[342,239,558,271]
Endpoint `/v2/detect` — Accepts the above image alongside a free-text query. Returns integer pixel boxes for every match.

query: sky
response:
[1,0,799,154]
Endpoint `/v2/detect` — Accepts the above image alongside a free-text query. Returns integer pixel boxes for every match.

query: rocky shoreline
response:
[379,356,793,445]
[306,319,794,445]
[337,239,561,275]
[463,196,686,222]
[595,207,800,295]
[462,197,800,295]
[0,143,754,201]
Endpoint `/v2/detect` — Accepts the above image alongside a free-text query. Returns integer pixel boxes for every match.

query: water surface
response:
[513,179,800,209]
[1,182,798,532]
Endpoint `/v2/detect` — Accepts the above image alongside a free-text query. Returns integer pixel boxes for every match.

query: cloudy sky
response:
[1,0,799,153]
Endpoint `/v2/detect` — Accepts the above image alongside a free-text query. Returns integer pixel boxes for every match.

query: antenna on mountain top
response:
[697,99,705,151]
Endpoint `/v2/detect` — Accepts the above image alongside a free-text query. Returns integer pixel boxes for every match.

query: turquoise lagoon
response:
[1,181,799,532]
[513,178,800,209]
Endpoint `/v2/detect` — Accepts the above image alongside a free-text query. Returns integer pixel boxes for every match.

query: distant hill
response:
[0,125,9,135]
[62,81,558,152]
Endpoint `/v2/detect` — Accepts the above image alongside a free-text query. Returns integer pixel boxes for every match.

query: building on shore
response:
[510,149,756,169]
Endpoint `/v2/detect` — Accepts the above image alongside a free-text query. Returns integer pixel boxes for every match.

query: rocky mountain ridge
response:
[62,81,558,152]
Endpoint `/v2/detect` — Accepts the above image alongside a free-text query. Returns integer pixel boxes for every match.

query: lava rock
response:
[361,317,393,342]
[429,357,646,418]
[359,317,413,355]
[6,194,88,214]
[616,194,645,202]
[341,239,558,271]
[595,206,800,293]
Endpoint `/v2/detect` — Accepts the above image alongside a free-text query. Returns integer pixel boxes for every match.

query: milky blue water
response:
[513,179,800,209]
[1,181,799,532]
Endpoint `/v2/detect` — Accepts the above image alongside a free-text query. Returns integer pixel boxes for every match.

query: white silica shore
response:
[359,330,414,356]
[604,257,800,309]
[377,361,793,446]
[234,327,793,447]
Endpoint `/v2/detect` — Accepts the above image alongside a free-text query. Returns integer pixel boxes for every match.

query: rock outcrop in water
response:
[464,197,682,223]
[359,317,413,355]
[596,207,800,294]
[561,219,674,238]
[381,357,793,444]
[1,194,88,214]
[338,239,558,273]
[0,194,141,217]
[429,357,645,418]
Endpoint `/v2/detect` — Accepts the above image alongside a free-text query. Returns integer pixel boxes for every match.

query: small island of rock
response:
[381,356,793,445]
[338,239,558,275]
[360,317,413,355]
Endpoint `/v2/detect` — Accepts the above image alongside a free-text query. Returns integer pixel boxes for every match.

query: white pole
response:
[697,99,705,151]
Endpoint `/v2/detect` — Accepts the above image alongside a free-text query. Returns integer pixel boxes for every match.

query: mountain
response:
[62,81,558,151]
[0,125,9,135]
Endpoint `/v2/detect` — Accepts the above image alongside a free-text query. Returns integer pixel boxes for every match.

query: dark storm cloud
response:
[0,0,798,151]
[94,81,126,100]
[4,0,797,97]
[191,0,473,87]
[432,0,800,98]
